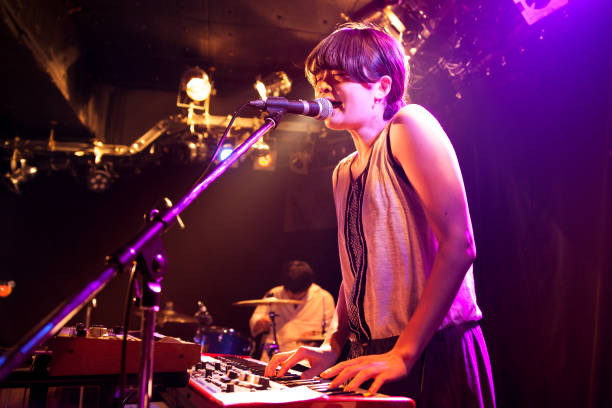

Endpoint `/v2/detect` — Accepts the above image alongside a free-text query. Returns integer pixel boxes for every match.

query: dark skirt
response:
[347,321,496,408]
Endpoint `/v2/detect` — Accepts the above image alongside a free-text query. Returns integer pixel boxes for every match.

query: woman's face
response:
[314,70,378,131]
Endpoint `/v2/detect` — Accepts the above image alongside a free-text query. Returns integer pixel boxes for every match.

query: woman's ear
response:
[375,75,392,100]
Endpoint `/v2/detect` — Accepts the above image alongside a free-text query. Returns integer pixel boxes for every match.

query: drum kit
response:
[153,296,321,357]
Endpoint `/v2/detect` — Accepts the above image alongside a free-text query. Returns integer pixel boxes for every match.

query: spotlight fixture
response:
[177,66,214,113]
[345,4,405,45]
[253,150,277,171]
[3,149,37,194]
[254,71,292,100]
[0,280,15,298]
[251,138,276,171]
[251,137,271,156]
[257,154,272,168]
[86,164,114,193]
[217,143,234,162]
[513,0,568,25]
[186,75,211,102]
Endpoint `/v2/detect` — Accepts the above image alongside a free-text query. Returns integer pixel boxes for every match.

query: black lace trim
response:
[344,160,372,343]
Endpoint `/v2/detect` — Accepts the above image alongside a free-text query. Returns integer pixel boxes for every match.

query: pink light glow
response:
[514,0,569,25]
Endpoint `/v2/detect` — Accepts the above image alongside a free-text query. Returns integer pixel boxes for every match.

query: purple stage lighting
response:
[513,0,569,25]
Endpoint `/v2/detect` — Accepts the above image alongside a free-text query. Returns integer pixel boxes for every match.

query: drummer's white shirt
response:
[249,283,335,361]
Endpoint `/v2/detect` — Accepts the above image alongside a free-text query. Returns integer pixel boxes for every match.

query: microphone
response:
[249,97,339,120]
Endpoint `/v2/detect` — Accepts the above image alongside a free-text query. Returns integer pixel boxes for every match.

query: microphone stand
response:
[0,111,284,407]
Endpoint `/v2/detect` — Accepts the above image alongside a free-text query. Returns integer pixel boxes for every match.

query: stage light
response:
[218,143,234,162]
[251,137,270,155]
[0,281,15,298]
[177,66,214,114]
[86,165,113,192]
[255,81,267,100]
[383,6,405,40]
[513,0,568,25]
[3,150,38,194]
[258,154,272,167]
[186,74,211,102]
[252,138,276,171]
[254,71,292,100]
[254,151,277,171]
[356,5,405,45]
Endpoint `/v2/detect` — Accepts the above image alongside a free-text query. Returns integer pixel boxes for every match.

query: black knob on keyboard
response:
[259,377,270,388]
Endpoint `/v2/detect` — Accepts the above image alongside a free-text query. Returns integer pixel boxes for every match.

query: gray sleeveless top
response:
[332,124,482,341]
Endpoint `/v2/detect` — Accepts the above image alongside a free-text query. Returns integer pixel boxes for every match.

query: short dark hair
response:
[281,260,314,293]
[305,22,408,120]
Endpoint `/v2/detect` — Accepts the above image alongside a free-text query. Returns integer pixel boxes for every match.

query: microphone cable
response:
[188,102,252,190]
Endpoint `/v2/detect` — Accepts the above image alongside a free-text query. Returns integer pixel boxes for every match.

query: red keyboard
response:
[181,354,415,408]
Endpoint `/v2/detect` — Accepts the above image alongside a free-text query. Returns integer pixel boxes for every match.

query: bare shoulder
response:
[391,104,445,135]
[389,104,450,156]
[394,103,431,119]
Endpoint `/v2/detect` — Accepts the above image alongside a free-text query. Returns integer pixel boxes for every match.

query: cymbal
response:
[233,297,304,307]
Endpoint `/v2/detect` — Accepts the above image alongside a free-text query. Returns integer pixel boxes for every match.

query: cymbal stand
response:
[264,311,280,356]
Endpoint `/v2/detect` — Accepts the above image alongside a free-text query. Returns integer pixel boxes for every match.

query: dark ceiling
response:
[0,0,560,193]
[0,0,530,140]
[0,0,377,140]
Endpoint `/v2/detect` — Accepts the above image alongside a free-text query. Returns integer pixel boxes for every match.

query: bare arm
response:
[321,105,476,392]
[249,291,273,337]
[390,104,476,359]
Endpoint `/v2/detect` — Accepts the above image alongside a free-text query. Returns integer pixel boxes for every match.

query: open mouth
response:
[330,100,343,109]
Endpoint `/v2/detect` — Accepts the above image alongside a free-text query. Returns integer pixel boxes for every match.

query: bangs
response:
[305,23,408,119]
[305,28,378,85]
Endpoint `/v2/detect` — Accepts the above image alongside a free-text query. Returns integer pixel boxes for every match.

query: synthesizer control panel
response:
[184,354,415,408]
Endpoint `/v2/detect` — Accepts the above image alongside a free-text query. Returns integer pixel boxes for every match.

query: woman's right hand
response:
[264,345,338,379]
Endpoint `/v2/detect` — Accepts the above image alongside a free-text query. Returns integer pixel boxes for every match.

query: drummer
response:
[249,260,335,361]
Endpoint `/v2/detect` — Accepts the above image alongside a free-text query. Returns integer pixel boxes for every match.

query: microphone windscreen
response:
[316,98,334,120]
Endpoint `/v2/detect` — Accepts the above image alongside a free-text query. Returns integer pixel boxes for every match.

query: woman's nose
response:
[316,83,332,97]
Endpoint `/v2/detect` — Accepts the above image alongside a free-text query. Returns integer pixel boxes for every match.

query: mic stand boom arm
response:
[0,112,283,402]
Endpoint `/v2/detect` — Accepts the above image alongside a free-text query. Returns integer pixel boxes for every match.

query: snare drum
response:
[195,326,253,356]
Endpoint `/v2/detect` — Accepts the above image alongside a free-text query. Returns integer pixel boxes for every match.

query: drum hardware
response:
[232,297,304,358]
[194,300,214,326]
[263,311,280,357]
[133,305,199,325]
[194,326,253,356]
[157,310,199,324]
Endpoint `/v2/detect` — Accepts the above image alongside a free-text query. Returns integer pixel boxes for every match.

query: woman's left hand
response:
[319,350,413,394]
